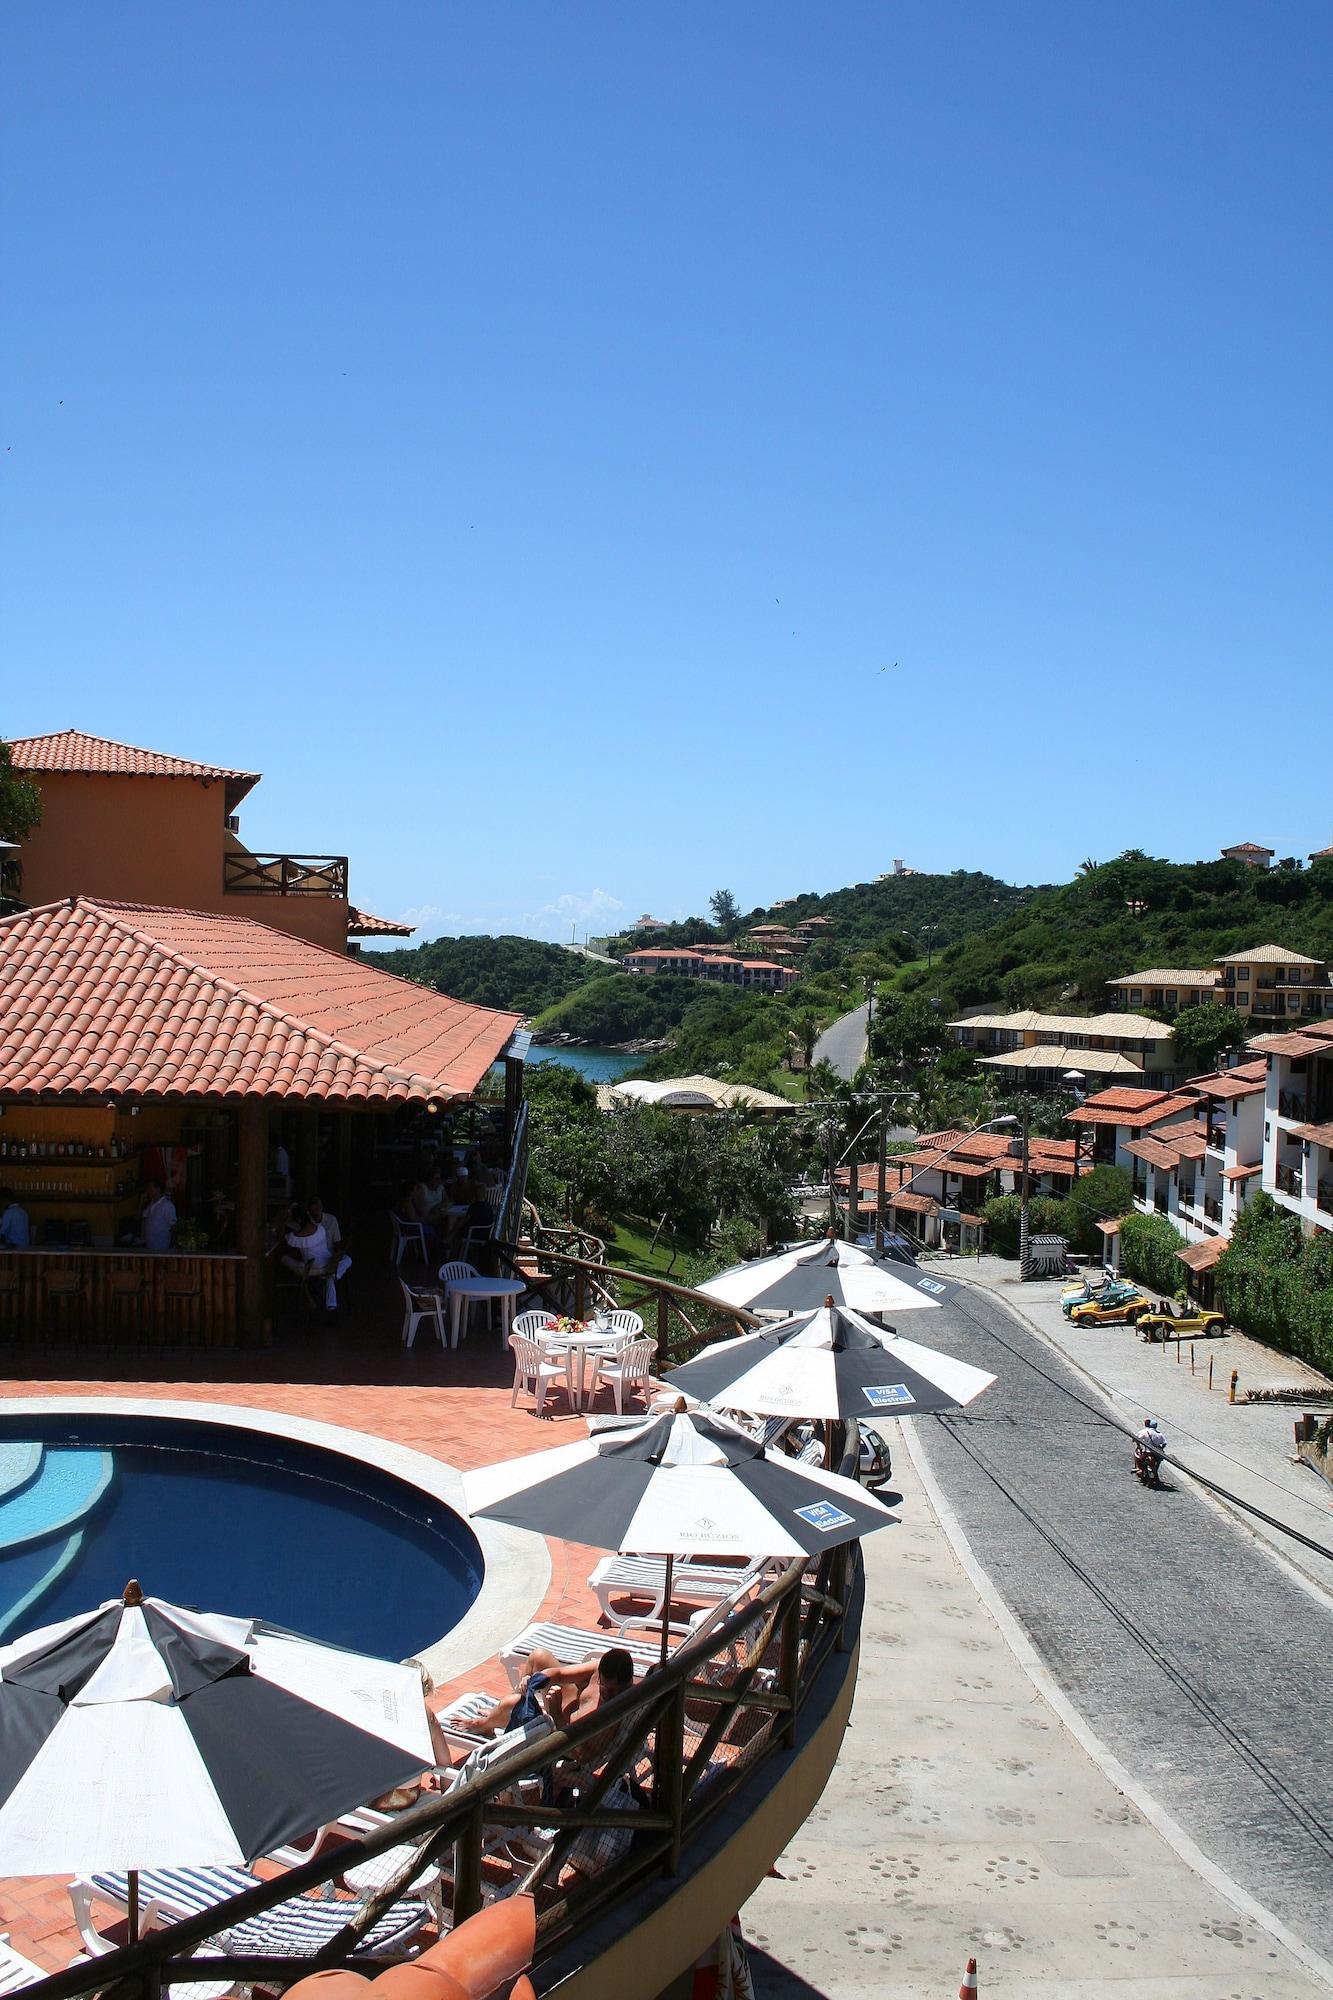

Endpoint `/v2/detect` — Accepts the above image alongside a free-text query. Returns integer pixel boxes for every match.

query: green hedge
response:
[981,1165,1132,1260]
[1117,1211,1188,1297]
[1216,1193,1333,1377]
[980,1194,1069,1258]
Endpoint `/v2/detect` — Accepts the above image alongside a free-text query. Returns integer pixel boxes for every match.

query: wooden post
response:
[237,1101,269,1347]
[656,1290,670,1372]
[292,1107,319,1202]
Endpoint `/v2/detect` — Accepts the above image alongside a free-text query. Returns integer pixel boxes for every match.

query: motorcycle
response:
[1133,1440,1165,1487]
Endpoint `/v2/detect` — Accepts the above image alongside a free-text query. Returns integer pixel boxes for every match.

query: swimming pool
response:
[0,1412,484,1660]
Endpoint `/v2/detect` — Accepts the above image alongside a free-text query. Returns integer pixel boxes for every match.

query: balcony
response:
[1276,1164,1303,1199]
[224,853,349,898]
[1204,1196,1223,1223]
[1278,1090,1307,1119]
[1206,1125,1225,1152]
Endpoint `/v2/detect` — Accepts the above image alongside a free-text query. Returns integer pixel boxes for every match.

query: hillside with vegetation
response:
[885,851,1333,1016]
[365,934,596,1015]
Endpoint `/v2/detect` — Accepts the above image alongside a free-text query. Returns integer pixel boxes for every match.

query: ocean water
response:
[526,1043,640,1083]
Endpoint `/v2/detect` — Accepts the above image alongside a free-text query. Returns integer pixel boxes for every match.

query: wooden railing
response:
[495,1244,758,1368]
[22,1433,863,2000]
[224,853,349,898]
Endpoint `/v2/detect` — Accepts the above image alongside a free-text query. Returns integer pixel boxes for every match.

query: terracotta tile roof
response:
[885,1191,938,1215]
[7,730,259,807]
[1067,1089,1199,1128]
[1222,1162,1263,1181]
[1177,1236,1229,1272]
[1220,843,1275,859]
[1107,968,1220,989]
[346,907,416,938]
[1126,1121,1207,1170]
[1187,1061,1267,1100]
[1218,944,1323,966]
[1096,1217,1122,1235]
[1289,1121,1333,1150]
[0,898,519,1105]
[1248,1027,1333,1058]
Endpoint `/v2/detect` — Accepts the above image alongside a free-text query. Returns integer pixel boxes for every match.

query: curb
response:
[899,1416,1333,1994]
[943,1265,1333,1613]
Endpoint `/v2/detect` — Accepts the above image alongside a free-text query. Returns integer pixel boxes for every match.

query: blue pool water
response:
[0,1415,483,1659]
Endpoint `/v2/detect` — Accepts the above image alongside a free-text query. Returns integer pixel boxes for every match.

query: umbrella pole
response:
[659,1553,674,1670]
[128,1869,139,1946]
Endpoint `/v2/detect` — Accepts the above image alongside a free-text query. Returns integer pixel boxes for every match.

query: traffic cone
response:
[959,1956,978,1999]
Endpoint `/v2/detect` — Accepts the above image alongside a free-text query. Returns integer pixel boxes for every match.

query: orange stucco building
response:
[6,730,409,951]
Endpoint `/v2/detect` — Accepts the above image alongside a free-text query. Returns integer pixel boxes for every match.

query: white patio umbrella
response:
[666,1298,996,1422]
[0,1581,435,1935]
[464,1405,897,1666]
[698,1233,941,1318]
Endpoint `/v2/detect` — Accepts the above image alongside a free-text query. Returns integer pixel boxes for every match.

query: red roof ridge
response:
[7,728,260,794]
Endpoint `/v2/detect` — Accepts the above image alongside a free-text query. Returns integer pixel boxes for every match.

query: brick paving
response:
[0,1283,631,1972]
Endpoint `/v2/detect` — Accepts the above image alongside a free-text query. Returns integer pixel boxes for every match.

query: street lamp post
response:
[1017,1095,1032,1277]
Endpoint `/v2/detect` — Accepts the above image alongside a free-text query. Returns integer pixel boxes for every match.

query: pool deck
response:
[0,1306,613,1970]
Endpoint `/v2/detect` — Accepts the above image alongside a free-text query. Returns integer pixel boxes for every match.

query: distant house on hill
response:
[1219,841,1275,869]
[949,1008,1177,1090]
[623,946,797,992]
[630,913,666,933]
[1109,945,1333,1025]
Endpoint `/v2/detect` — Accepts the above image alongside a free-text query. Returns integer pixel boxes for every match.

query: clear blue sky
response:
[4,3,1330,941]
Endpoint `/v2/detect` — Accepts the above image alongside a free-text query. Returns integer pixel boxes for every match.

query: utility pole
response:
[1018,1094,1032,1277]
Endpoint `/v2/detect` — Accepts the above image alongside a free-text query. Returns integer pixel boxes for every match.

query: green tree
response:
[1061,1165,1133,1255]
[709,889,741,937]
[0,742,42,845]
[1170,1003,1248,1073]
[1118,1212,1188,1297]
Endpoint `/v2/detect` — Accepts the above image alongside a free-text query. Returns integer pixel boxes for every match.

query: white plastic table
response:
[441,1272,526,1347]
[544,1324,628,1408]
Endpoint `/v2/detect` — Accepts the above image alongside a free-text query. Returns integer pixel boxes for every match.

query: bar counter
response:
[0,1248,244,1345]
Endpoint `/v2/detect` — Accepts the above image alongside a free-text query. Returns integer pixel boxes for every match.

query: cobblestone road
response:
[915,1282,1333,1964]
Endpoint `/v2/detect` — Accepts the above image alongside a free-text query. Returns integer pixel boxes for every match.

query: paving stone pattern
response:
[915,1284,1333,1966]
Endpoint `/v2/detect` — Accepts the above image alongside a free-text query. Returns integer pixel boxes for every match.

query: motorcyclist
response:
[1134,1415,1167,1483]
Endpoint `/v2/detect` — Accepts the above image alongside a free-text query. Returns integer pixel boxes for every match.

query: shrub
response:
[1061,1166,1134,1256]
[1216,1192,1333,1376]
[981,1193,1070,1259]
[1119,1212,1189,1297]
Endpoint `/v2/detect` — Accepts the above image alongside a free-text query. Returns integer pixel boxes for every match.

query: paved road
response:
[813,1002,868,1080]
[915,1283,1333,1965]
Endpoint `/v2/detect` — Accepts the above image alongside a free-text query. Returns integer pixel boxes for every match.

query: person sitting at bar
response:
[281,1204,329,1304]
[307,1197,351,1314]
[0,1190,31,1249]
[410,1164,448,1224]
[140,1177,177,1253]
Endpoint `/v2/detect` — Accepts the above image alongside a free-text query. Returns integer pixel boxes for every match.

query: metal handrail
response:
[21,1431,861,2000]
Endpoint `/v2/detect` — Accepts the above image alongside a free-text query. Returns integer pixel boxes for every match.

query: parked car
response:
[1136,1302,1227,1342]
[1061,1277,1143,1320]
[1067,1289,1149,1327]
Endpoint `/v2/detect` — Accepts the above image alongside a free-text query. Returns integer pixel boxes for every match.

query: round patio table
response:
[440,1271,526,1347]
[543,1323,629,1408]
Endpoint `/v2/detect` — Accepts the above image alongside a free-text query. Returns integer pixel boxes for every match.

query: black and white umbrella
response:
[666,1300,996,1422]
[464,1407,897,1664]
[698,1234,942,1318]
[0,1583,435,1897]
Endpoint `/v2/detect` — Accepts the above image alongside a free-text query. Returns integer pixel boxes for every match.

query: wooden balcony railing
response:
[17,1429,863,2000]
[224,853,349,897]
[1278,1091,1307,1118]
[1276,1164,1303,1198]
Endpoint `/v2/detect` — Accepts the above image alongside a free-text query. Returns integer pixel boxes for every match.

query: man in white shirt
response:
[308,1197,351,1312]
[0,1191,30,1249]
[141,1178,177,1253]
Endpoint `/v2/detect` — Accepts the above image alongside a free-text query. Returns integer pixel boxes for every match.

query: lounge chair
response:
[588,1553,773,1628]
[0,1936,43,1996]
[72,1865,429,1960]
[499,1586,752,1689]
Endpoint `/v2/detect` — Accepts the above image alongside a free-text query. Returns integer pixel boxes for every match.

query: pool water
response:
[0,1415,483,1659]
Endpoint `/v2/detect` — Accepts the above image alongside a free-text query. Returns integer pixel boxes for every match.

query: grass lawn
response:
[602,1213,705,1284]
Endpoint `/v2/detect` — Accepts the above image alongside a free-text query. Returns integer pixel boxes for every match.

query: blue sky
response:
[4,3,1330,942]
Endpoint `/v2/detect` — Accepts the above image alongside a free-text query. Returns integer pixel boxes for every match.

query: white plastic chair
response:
[389,1211,428,1265]
[512,1308,559,1341]
[509,1333,570,1417]
[399,1278,448,1350]
[600,1308,645,1341]
[593,1337,655,1414]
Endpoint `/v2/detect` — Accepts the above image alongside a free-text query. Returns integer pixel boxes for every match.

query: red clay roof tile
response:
[0,899,519,1105]
[8,730,260,805]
